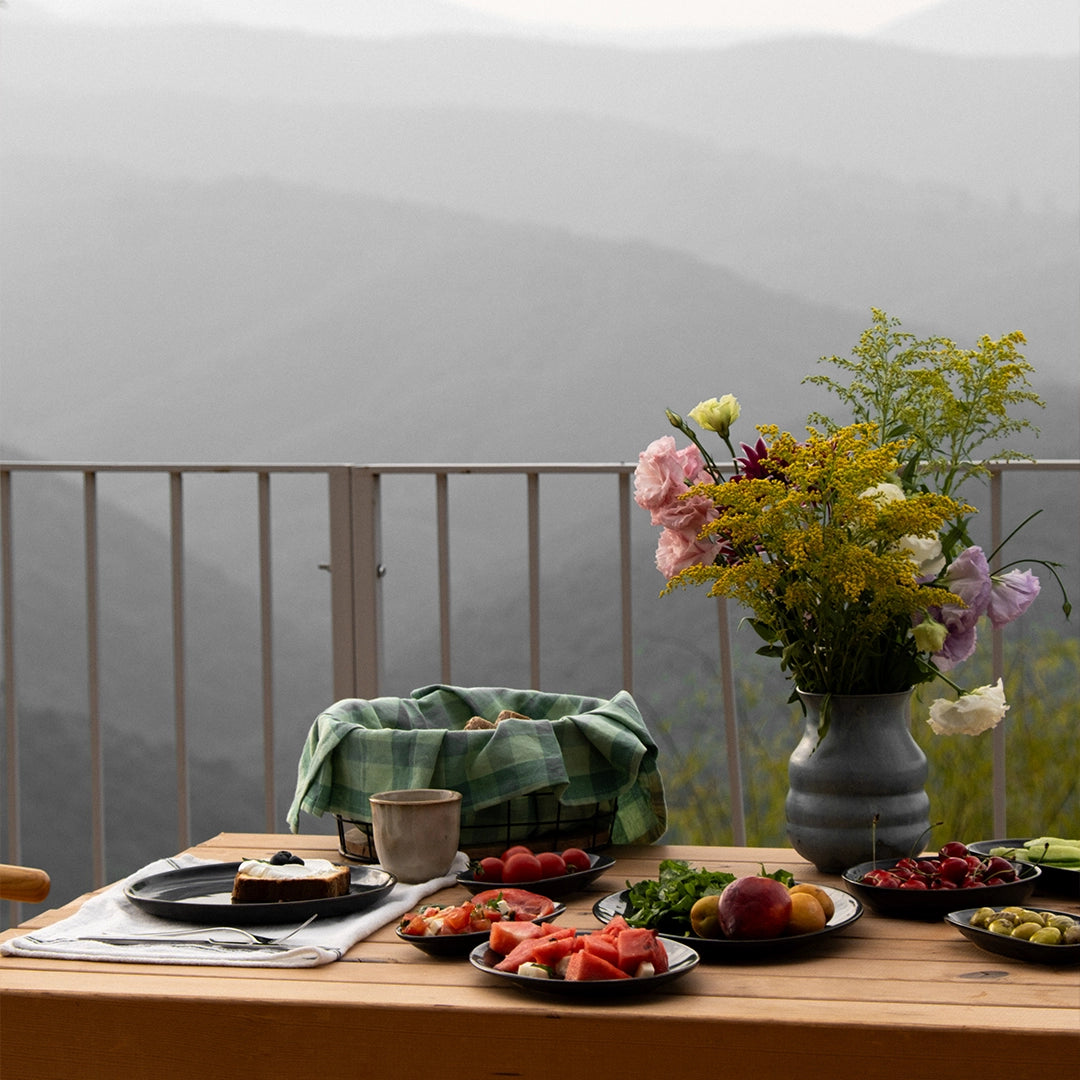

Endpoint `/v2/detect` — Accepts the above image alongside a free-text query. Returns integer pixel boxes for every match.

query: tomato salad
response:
[399,888,557,938]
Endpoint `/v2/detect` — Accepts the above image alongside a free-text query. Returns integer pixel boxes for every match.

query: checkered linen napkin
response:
[286,684,667,845]
[1,851,469,967]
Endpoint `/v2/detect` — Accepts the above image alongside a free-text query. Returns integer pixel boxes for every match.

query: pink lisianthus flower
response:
[655,527,717,579]
[634,435,717,531]
[987,569,1041,628]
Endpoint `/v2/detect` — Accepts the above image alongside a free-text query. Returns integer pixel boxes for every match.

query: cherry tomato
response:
[561,847,591,872]
[474,856,504,882]
[503,851,543,883]
[501,844,533,862]
[536,851,567,878]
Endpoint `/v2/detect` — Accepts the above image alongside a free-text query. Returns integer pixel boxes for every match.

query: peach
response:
[718,876,793,939]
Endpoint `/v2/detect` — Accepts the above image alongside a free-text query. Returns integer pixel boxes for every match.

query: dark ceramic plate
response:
[591,885,862,960]
[965,839,1080,898]
[841,858,1039,919]
[468,931,699,997]
[945,906,1080,966]
[395,902,567,956]
[457,852,615,899]
[125,862,397,925]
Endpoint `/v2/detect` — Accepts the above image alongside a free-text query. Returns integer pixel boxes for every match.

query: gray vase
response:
[785,689,930,873]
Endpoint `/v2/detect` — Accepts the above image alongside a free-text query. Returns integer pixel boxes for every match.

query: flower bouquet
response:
[634,310,1068,738]
[634,310,1070,868]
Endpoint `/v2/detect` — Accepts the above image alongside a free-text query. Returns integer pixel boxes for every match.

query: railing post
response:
[169,471,190,851]
[257,472,276,831]
[1,469,20,879]
[352,468,383,699]
[327,467,357,701]
[436,473,452,683]
[83,472,106,888]
[717,597,747,846]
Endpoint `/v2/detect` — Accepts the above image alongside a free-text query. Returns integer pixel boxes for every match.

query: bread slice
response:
[231,857,351,903]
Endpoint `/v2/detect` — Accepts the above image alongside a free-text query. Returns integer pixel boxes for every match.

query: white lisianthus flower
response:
[899,533,946,580]
[862,482,945,579]
[689,395,740,438]
[926,678,1009,736]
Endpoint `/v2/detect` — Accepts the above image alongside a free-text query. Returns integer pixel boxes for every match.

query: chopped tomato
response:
[470,888,557,920]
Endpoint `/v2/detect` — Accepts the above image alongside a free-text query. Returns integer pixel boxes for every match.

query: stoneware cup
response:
[369,788,463,883]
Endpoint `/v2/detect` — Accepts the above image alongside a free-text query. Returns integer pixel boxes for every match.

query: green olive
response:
[988,919,1016,936]
[1017,910,1046,926]
[1047,915,1076,932]
[1010,921,1043,940]
[1029,927,1063,945]
[1063,925,1080,945]
[969,907,998,928]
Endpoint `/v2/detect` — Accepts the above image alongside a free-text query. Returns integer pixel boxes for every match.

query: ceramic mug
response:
[369,788,462,883]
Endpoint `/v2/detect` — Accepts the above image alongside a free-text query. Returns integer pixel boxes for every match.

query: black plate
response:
[841,858,1039,920]
[965,839,1080,898]
[125,862,397,925]
[945,906,1080,966]
[469,931,699,997]
[457,852,616,899]
[591,885,862,960]
[395,902,568,956]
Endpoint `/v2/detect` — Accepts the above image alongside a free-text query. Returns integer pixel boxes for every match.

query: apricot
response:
[788,882,835,921]
[786,891,827,935]
[689,894,723,939]
[717,876,792,940]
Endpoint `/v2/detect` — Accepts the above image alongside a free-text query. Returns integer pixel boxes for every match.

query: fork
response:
[63,912,320,946]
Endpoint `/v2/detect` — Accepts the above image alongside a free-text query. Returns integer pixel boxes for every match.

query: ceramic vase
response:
[785,689,930,873]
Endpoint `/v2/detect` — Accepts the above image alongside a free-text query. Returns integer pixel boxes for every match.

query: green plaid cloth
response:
[287,685,667,845]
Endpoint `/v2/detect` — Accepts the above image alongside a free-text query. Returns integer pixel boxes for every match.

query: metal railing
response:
[2,458,1077,898]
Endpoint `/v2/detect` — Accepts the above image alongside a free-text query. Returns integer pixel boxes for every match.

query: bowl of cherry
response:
[842,841,1040,919]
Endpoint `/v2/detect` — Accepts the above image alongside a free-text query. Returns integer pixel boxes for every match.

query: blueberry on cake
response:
[230,850,351,903]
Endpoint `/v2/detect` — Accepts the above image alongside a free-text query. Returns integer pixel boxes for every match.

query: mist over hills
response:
[1,8,1078,899]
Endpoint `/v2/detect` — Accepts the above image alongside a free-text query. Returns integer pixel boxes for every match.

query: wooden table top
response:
[2,832,1078,1080]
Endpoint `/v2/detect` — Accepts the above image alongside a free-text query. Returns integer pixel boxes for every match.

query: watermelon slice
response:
[614,927,669,976]
[564,949,630,981]
[494,926,575,972]
[488,920,546,956]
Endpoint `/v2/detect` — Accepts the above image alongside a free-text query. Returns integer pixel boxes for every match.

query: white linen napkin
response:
[1,851,470,967]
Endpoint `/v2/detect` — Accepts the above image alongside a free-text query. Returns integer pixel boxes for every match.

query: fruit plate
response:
[125,863,396,925]
[591,885,862,960]
[945,907,1080,966]
[468,931,700,997]
[841,858,1039,920]
[395,903,567,956]
[457,852,616,899]
[965,839,1080,898]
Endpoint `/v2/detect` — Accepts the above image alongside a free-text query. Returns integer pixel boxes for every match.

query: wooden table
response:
[2,834,1078,1080]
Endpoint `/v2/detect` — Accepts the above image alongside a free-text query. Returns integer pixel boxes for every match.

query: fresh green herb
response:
[624,860,733,933]
[624,860,795,935]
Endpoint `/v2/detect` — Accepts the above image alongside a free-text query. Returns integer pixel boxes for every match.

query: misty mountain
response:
[3,20,1077,215]
[15,0,1080,54]
[879,0,1080,55]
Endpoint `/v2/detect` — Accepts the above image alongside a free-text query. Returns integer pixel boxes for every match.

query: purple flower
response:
[987,569,1041,628]
[930,603,981,671]
[735,437,772,480]
[943,546,992,617]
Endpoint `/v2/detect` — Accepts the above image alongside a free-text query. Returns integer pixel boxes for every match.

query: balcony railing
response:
[2,459,1077,907]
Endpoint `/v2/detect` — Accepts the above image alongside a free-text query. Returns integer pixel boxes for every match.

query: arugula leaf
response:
[624,860,735,933]
[623,860,795,935]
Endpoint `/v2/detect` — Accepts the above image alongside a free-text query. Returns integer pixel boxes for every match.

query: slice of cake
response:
[231,851,351,903]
